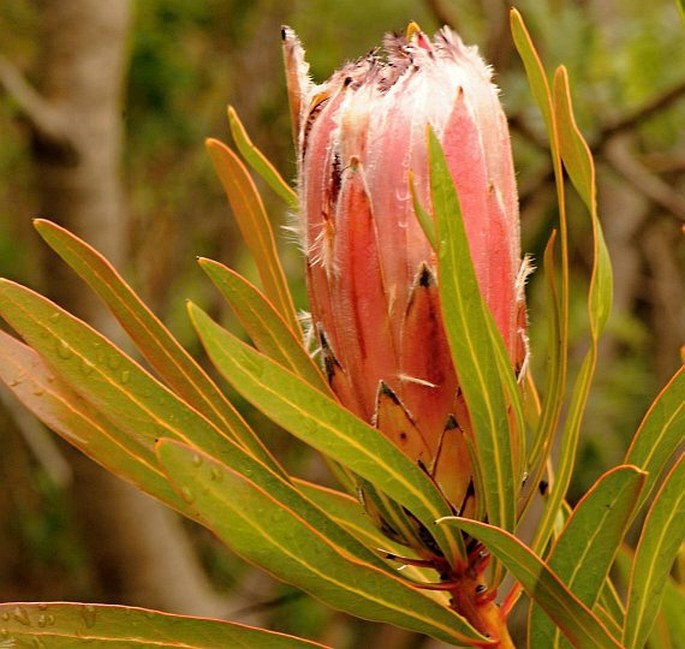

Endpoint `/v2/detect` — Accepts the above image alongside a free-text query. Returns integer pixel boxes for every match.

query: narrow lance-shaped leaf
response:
[0,281,429,586]
[206,137,300,336]
[0,279,240,464]
[429,127,517,535]
[510,8,570,518]
[158,439,489,647]
[624,454,685,649]
[189,302,467,566]
[624,364,685,509]
[517,231,561,521]
[532,67,610,557]
[292,478,437,579]
[554,67,613,337]
[0,602,329,648]
[198,257,328,394]
[597,579,626,637]
[0,330,189,516]
[439,518,622,649]
[32,218,279,472]
[615,546,685,649]
[228,105,298,208]
[0,284,417,575]
[528,465,645,647]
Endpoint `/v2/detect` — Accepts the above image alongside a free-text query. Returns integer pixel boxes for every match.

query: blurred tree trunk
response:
[1,0,226,616]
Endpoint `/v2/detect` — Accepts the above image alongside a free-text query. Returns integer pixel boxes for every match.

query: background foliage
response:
[1,0,683,646]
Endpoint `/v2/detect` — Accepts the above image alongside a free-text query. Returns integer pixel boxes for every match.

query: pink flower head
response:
[283,25,526,514]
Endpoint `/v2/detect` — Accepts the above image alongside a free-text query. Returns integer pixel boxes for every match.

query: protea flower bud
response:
[284,25,525,526]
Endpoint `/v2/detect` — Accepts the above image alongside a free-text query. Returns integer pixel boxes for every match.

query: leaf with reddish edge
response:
[0,330,188,516]
[188,301,468,567]
[157,438,489,647]
[228,105,298,208]
[198,257,329,394]
[517,231,560,522]
[438,518,623,649]
[554,67,613,338]
[0,602,328,648]
[510,8,570,542]
[624,455,685,649]
[429,127,518,537]
[530,67,612,561]
[0,279,240,465]
[206,138,300,337]
[624,364,685,509]
[0,286,406,574]
[528,465,645,647]
[32,218,279,474]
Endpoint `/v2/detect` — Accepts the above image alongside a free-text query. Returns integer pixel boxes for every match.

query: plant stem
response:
[446,571,515,648]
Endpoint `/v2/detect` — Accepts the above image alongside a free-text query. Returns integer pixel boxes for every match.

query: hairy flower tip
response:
[284,25,526,518]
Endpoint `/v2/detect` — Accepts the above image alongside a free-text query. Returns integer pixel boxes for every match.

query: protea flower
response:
[284,25,526,543]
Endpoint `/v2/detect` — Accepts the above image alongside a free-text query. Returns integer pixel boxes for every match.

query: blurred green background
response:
[0,1,683,647]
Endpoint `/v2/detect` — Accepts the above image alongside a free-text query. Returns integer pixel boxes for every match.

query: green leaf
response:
[228,106,299,208]
[0,289,403,575]
[408,169,437,250]
[0,330,188,515]
[32,218,277,472]
[294,479,442,587]
[553,67,613,337]
[511,9,570,531]
[530,69,612,560]
[206,137,300,336]
[293,479,392,551]
[0,602,327,648]
[518,232,562,521]
[593,603,623,645]
[616,547,685,649]
[198,257,328,393]
[439,518,622,649]
[0,279,239,465]
[532,351,597,555]
[188,302,467,566]
[625,364,685,509]
[429,128,517,534]
[0,282,420,573]
[597,579,626,637]
[157,439,487,647]
[510,9,557,152]
[624,455,685,649]
[528,465,646,647]
[655,575,685,647]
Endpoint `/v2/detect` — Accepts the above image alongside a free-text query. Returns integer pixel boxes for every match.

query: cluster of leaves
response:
[0,9,682,648]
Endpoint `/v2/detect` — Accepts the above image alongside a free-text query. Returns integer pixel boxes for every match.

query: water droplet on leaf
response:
[56,340,73,360]
[80,604,96,629]
[180,486,195,504]
[12,606,30,626]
